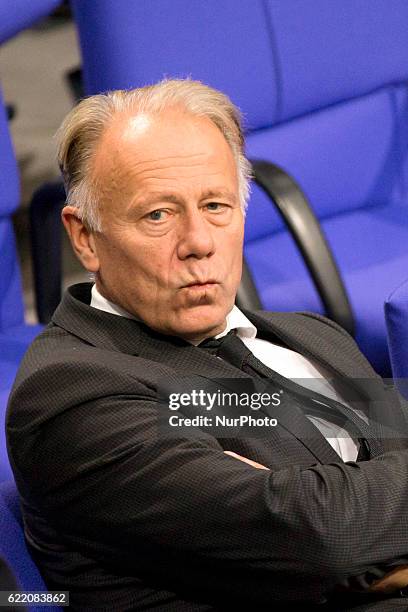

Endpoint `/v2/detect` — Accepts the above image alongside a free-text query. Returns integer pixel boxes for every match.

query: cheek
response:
[126,242,173,289]
[226,228,244,265]
[218,240,243,293]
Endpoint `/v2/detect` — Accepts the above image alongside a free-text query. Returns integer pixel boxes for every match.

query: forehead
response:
[92,109,238,201]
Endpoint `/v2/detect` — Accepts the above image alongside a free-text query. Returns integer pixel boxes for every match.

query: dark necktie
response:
[199,330,383,459]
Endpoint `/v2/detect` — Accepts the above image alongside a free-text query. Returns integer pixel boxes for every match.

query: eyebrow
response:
[201,189,238,204]
[131,189,238,210]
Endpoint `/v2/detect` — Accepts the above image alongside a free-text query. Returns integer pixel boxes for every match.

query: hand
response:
[224,452,407,595]
[225,452,408,593]
[368,565,408,594]
[224,450,270,470]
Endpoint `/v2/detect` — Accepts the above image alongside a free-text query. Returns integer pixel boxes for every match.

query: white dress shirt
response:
[90,285,362,461]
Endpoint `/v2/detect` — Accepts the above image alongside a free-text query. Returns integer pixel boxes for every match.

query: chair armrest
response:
[236,258,262,311]
[251,160,354,336]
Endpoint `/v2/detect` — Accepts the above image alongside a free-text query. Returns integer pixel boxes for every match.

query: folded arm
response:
[8,360,408,606]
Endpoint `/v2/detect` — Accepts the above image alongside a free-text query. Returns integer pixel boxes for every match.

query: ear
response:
[61,206,100,273]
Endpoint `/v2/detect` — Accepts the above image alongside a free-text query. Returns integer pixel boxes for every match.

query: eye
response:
[205,202,226,212]
[147,209,167,221]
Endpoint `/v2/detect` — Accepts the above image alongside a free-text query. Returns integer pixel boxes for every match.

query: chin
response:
[173,304,229,339]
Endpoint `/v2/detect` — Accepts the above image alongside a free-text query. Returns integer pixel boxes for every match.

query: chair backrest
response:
[0,88,25,332]
[71,0,408,229]
[0,0,62,45]
[244,1,408,244]
[72,0,277,129]
[0,0,63,332]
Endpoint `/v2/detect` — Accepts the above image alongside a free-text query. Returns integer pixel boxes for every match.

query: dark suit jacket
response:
[6,283,408,611]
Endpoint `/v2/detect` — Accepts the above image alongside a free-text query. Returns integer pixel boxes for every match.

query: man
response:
[6,79,408,611]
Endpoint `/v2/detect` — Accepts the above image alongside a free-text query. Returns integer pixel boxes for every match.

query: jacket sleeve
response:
[7,354,408,607]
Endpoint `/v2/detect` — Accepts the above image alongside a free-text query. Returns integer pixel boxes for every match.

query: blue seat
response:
[244,2,408,376]
[0,0,61,479]
[68,0,408,375]
[0,481,61,611]
[0,0,61,44]
[0,87,43,480]
[0,337,34,481]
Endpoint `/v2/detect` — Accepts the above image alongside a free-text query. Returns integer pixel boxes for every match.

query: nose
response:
[177,209,215,260]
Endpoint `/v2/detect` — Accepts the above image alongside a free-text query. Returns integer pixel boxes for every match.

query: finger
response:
[224,450,270,470]
[369,566,408,593]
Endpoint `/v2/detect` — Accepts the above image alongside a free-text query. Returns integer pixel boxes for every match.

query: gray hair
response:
[56,79,252,231]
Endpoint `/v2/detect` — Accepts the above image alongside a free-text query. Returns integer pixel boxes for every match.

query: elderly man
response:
[6,79,408,611]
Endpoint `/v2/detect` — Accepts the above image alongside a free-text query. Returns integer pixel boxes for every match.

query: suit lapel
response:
[53,284,252,380]
[244,309,376,389]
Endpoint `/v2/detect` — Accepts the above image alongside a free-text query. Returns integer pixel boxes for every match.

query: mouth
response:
[183,280,218,289]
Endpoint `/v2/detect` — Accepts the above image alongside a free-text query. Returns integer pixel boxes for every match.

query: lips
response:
[184,280,218,288]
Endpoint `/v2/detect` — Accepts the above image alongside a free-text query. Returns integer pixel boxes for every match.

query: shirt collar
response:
[91,284,137,320]
[214,305,257,341]
[90,284,258,342]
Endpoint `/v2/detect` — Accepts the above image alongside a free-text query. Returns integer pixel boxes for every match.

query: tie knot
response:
[198,329,252,370]
[198,330,236,355]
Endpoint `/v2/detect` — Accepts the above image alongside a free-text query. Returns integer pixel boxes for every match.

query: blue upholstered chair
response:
[0,87,43,481]
[0,0,61,480]
[0,0,61,43]
[244,1,408,377]
[0,335,35,481]
[0,481,62,611]
[63,1,408,376]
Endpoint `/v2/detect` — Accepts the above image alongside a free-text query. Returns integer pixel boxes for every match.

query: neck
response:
[179,321,228,346]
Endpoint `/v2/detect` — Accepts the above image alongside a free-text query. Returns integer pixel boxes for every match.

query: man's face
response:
[85,109,244,342]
